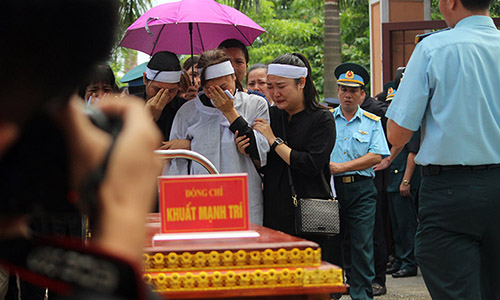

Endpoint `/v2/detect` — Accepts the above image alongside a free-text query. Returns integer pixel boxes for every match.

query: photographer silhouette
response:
[0,1,162,299]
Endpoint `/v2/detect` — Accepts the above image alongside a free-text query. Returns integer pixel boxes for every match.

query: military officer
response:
[360,83,389,297]
[381,81,421,278]
[386,0,500,298]
[330,63,390,300]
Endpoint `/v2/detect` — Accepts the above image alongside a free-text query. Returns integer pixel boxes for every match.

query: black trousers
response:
[372,170,389,286]
[336,178,377,300]
[416,167,500,300]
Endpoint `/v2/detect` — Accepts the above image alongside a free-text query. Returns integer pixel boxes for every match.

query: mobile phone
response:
[224,89,234,100]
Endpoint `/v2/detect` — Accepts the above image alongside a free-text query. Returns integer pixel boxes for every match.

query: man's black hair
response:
[145,51,181,85]
[218,39,249,64]
[147,51,181,72]
[460,0,491,11]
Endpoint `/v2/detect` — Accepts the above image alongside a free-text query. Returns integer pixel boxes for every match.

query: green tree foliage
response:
[339,0,370,72]
[222,0,260,11]
[220,0,373,97]
[115,0,372,94]
[492,1,500,17]
[119,0,151,35]
[430,0,443,20]
[112,0,151,84]
[115,0,500,91]
[219,0,325,95]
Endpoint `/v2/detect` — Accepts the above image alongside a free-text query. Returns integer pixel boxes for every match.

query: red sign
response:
[158,174,249,233]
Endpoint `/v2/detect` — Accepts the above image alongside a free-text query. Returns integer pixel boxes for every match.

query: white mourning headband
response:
[267,64,308,79]
[145,66,182,83]
[202,60,235,80]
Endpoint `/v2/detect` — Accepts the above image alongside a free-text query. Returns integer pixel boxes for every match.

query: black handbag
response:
[285,166,340,235]
[279,114,340,235]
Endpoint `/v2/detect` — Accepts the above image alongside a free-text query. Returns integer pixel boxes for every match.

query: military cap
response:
[334,62,370,88]
[324,97,340,107]
[120,62,147,87]
[384,81,397,102]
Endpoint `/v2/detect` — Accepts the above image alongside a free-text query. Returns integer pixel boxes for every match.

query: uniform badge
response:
[358,130,368,135]
[346,70,355,79]
[388,87,394,94]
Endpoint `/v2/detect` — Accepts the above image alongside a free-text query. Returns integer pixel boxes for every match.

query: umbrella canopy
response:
[119,0,266,56]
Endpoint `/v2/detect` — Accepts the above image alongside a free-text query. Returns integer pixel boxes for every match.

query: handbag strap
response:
[279,112,298,206]
[286,164,299,206]
[320,169,335,200]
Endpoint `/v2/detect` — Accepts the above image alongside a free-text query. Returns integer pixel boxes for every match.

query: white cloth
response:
[203,61,234,80]
[145,67,182,83]
[267,64,308,79]
[168,91,270,225]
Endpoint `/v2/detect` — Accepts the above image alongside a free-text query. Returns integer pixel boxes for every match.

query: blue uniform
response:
[386,16,500,166]
[386,15,500,300]
[386,131,421,276]
[331,106,390,176]
[330,105,389,300]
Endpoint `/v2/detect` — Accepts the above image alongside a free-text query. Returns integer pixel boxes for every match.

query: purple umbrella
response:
[119,0,266,56]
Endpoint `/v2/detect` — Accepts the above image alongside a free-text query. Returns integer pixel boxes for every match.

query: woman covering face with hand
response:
[168,49,270,225]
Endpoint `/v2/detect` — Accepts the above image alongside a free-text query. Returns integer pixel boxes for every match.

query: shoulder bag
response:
[280,113,340,235]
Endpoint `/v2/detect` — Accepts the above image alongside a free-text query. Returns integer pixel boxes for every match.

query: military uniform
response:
[386,15,500,299]
[387,130,421,276]
[332,107,390,300]
[360,94,389,293]
[361,96,387,120]
[384,81,421,278]
[331,62,390,300]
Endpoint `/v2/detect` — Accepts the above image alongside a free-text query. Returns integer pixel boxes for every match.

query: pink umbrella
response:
[119,0,266,56]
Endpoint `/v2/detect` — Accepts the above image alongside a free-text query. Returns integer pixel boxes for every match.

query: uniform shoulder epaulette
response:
[415,27,451,44]
[363,111,381,121]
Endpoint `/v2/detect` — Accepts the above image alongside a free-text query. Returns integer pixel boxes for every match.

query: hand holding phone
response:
[224,89,234,100]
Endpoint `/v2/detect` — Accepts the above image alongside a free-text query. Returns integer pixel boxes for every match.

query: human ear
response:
[299,76,306,89]
[449,0,458,10]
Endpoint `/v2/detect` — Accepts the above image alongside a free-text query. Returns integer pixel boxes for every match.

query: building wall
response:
[370,0,382,96]
[370,0,430,95]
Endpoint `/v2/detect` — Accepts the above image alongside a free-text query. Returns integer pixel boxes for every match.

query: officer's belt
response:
[422,164,500,176]
[334,174,371,184]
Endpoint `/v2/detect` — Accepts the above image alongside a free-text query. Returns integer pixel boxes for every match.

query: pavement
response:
[342,269,432,300]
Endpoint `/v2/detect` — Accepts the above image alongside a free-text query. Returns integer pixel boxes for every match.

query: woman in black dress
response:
[239,53,338,263]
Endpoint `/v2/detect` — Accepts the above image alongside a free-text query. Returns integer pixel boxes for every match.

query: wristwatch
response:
[402,179,410,186]
[271,137,285,151]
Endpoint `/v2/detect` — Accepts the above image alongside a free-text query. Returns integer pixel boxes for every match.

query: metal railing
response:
[155,149,219,174]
